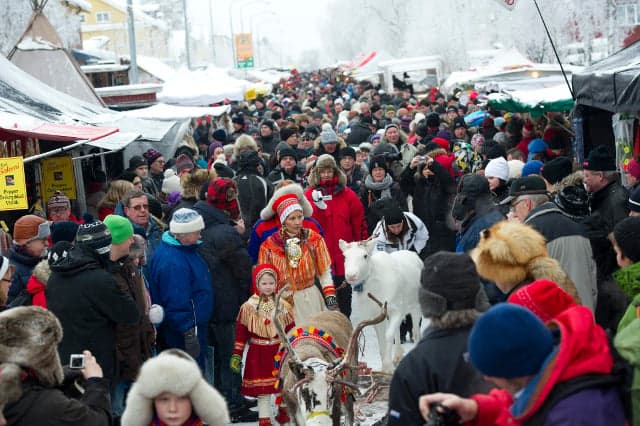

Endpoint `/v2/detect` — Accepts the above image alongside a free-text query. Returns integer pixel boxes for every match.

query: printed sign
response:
[493,0,517,11]
[42,156,76,201]
[0,157,28,211]
[235,33,254,69]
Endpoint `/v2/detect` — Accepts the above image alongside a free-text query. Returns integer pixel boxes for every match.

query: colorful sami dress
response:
[257,228,334,323]
[233,294,295,397]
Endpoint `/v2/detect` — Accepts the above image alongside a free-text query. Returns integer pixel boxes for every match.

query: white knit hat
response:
[170,208,204,234]
[508,159,525,179]
[161,169,182,194]
[485,157,510,182]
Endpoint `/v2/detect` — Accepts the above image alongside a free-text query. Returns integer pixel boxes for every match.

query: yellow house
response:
[81,0,169,59]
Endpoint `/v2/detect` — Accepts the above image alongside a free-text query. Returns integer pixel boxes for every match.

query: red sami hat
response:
[252,263,279,295]
[273,193,302,224]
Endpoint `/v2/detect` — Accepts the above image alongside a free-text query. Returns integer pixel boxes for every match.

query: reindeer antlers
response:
[331,293,387,374]
[274,285,302,365]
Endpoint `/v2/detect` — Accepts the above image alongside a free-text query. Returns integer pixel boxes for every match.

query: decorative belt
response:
[251,337,281,345]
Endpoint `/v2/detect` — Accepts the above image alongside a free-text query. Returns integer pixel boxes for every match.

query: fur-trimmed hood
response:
[31,259,51,284]
[471,221,580,302]
[260,182,313,220]
[307,153,347,188]
[234,134,258,158]
[552,170,584,194]
[0,306,64,389]
[312,135,347,151]
[122,349,229,426]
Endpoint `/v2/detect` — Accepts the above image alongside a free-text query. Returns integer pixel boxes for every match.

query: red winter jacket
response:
[26,260,50,308]
[469,306,615,426]
[304,183,367,278]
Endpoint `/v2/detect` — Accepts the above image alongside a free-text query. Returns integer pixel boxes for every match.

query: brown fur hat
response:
[0,306,64,388]
[471,221,580,302]
[307,154,347,187]
[233,134,258,158]
[261,182,313,220]
[180,168,212,200]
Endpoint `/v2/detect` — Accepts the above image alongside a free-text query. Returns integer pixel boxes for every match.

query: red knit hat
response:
[507,279,577,323]
[273,193,302,224]
[432,137,449,152]
[251,263,278,295]
[626,157,640,180]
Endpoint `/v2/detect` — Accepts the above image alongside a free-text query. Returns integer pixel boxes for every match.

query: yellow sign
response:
[42,156,76,201]
[234,33,254,68]
[0,157,28,211]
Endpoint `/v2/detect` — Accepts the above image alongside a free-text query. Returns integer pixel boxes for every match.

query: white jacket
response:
[372,211,429,255]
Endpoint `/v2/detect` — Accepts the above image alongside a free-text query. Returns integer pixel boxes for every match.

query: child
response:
[231,264,295,426]
[121,349,229,426]
[610,216,640,332]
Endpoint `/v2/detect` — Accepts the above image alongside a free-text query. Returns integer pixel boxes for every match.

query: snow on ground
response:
[233,291,419,425]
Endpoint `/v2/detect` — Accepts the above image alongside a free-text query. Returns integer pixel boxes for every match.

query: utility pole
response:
[126,0,139,83]
[208,0,216,65]
[183,0,192,69]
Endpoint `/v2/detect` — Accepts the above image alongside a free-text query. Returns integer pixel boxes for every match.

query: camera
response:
[424,403,461,426]
[69,354,85,369]
[384,152,402,162]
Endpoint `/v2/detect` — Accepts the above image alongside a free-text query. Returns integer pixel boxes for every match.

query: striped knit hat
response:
[75,221,112,255]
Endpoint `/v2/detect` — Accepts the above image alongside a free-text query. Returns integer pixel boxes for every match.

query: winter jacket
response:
[6,246,41,303]
[371,211,429,256]
[382,130,417,168]
[456,203,504,253]
[342,164,366,194]
[248,216,323,263]
[305,180,367,278]
[359,178,408,235]
[346,122,372,146]
[388,326,493,425]
[25,259,50,308]
[3,377,111,426]
[614,299,640,426]
[234,151,274,231]
[267,164,305,187]
[109,257,155,381]
[470,306,625,426]
[46,244,141,380]
[400,160,457,256]
[524,203,598,310]
[148,232,213,334]
[590,180,629,233]
[192,200,251,324]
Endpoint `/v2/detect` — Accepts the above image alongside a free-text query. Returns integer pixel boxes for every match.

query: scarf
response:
[614,261,640,299]
[319,175,339,194]
[364,174,393,199]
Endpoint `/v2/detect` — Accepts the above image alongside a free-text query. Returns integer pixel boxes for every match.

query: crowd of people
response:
[1,67,640,425]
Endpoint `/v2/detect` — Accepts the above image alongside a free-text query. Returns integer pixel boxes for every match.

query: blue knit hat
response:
[522,160,544,177]
[527,139,547,161]
[468,303,553,378]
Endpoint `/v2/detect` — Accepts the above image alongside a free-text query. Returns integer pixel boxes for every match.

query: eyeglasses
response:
[509,198,527,212]
[130,204,149,211]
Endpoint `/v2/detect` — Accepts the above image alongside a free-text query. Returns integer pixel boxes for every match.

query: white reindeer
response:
[340,239,423,372]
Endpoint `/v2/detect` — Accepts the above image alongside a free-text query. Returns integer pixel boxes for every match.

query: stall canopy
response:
[158,67,251,106]
[572,40,640,113]
[488,84,575,115]
[125,103,230,121]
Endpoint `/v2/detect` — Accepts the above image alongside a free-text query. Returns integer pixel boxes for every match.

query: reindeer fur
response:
[280,311,355,426]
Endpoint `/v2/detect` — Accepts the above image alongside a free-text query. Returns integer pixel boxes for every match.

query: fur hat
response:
[122,349,229,426]
[419,251,489,317]
[234,134,258,158]
[471,221,580,302]
[261,183,313,220]
[308,154,347,187]
[0,306,64,388]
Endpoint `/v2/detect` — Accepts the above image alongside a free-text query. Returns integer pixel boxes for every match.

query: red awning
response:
[1,122,118,142]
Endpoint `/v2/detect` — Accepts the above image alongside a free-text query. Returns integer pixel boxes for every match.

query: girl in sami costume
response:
[230,264,295,426]
[258,193,339,323]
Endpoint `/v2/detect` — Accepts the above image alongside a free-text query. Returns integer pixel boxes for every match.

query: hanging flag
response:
[493,0,517,11]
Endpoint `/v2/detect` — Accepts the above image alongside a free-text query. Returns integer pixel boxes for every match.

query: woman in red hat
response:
[258,193,338,322]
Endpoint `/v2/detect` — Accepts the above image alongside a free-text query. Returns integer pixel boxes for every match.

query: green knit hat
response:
[103,214,134,244]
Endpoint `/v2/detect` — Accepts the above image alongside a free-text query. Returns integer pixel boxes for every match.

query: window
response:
[96,11,111,23]
[79,14,86,22]
[617,3,640,26]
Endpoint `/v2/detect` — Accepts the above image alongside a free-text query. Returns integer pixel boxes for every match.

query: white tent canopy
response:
[125,103,230,121]
[158,67,249,106]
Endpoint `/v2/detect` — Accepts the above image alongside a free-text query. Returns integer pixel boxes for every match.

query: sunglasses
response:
[130,204,149,211]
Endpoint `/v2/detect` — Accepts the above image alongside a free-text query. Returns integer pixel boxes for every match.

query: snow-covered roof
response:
[136,56,176,83]
[125,103,230,121]
[158,67,249,106]
[62,0,92,13]
[93,0,167,30]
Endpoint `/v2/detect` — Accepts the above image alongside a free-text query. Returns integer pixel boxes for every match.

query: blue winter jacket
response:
[148,232,213,334]
[456,208,504,253]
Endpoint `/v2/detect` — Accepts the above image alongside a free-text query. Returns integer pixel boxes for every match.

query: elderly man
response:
[148,208,213,370]
[502,176,597,311]
[121,189,163,264]
[382,123,417,168]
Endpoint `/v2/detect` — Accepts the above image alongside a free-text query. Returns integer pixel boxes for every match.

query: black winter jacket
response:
[7,246,40,303]
[234,152,274,231]
[346,122,372,146]
[46,244,140,380]
[387,326,493,425]
[590,181,629,233]
[4,377,111,426]
[193,201,252,324]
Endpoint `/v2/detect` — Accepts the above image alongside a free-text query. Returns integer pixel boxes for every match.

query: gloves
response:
[324,295,339,311]
[148,304,164,326]
[183,328,200,359]
[230,354,242,374]
[311,190,328,210]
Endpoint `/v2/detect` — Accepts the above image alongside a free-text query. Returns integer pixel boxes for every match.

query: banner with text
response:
[493,0,517,11]
[235,33,254,69]
[42,156,77,201]
[0,157,28,211]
